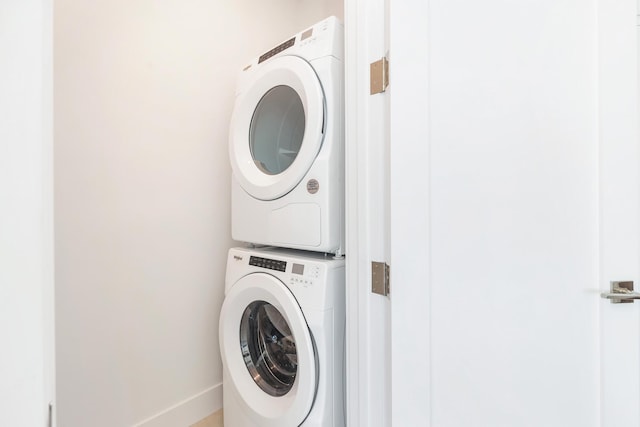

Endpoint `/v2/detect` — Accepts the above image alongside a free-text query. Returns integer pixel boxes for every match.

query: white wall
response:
[0,0,54,426]
[54,1,342,426]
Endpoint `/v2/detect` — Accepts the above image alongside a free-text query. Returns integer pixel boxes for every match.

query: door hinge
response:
[370,57,389,95]
[371,261,390,296]
[48,402,53,427]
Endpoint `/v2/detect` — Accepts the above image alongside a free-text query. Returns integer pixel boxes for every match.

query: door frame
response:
[1,0,55,425]
[344,0,391,425]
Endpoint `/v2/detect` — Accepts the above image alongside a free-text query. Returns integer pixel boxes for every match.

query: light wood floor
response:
[190,409,223,427]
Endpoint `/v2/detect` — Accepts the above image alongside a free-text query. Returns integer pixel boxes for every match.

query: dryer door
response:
[229,55,325,201]
[219,272,318,427]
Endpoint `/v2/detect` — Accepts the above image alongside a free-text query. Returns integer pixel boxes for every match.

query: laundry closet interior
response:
[12,0,640,426]
[54,1,345,426]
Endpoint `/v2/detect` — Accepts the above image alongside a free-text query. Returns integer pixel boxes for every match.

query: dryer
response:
[219,247,345,427]
[229,17,344,256]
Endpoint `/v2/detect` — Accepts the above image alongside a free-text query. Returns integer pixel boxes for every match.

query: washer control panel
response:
[246,253,324,287]
[249,256,286,272]
[289,262,321,287]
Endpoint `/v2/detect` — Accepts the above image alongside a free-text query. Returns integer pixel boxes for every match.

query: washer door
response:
[219,273,318,427]
[229,55,325,201]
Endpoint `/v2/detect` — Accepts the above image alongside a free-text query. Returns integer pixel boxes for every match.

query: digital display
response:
[301,28,313,41]
[292,263,305,275]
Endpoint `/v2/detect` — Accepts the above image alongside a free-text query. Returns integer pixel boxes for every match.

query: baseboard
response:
[133,383,222,427]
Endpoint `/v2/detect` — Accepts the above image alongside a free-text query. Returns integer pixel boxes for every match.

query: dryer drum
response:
[239,300,297,397]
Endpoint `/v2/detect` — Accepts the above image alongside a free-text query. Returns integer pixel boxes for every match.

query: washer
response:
[229,17,344,256]
[219,247,345,427]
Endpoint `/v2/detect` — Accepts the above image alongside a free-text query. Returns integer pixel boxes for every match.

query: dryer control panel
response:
[239,15,343,82]
[258,37,295,64]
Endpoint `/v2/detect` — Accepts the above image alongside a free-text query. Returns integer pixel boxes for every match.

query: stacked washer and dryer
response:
[219,17,346,427]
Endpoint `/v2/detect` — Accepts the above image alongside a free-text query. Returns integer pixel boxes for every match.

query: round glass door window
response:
[249,85,305,175]
[240,300,298,396]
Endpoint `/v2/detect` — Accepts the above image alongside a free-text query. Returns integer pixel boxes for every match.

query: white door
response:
[388,0,640,426]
